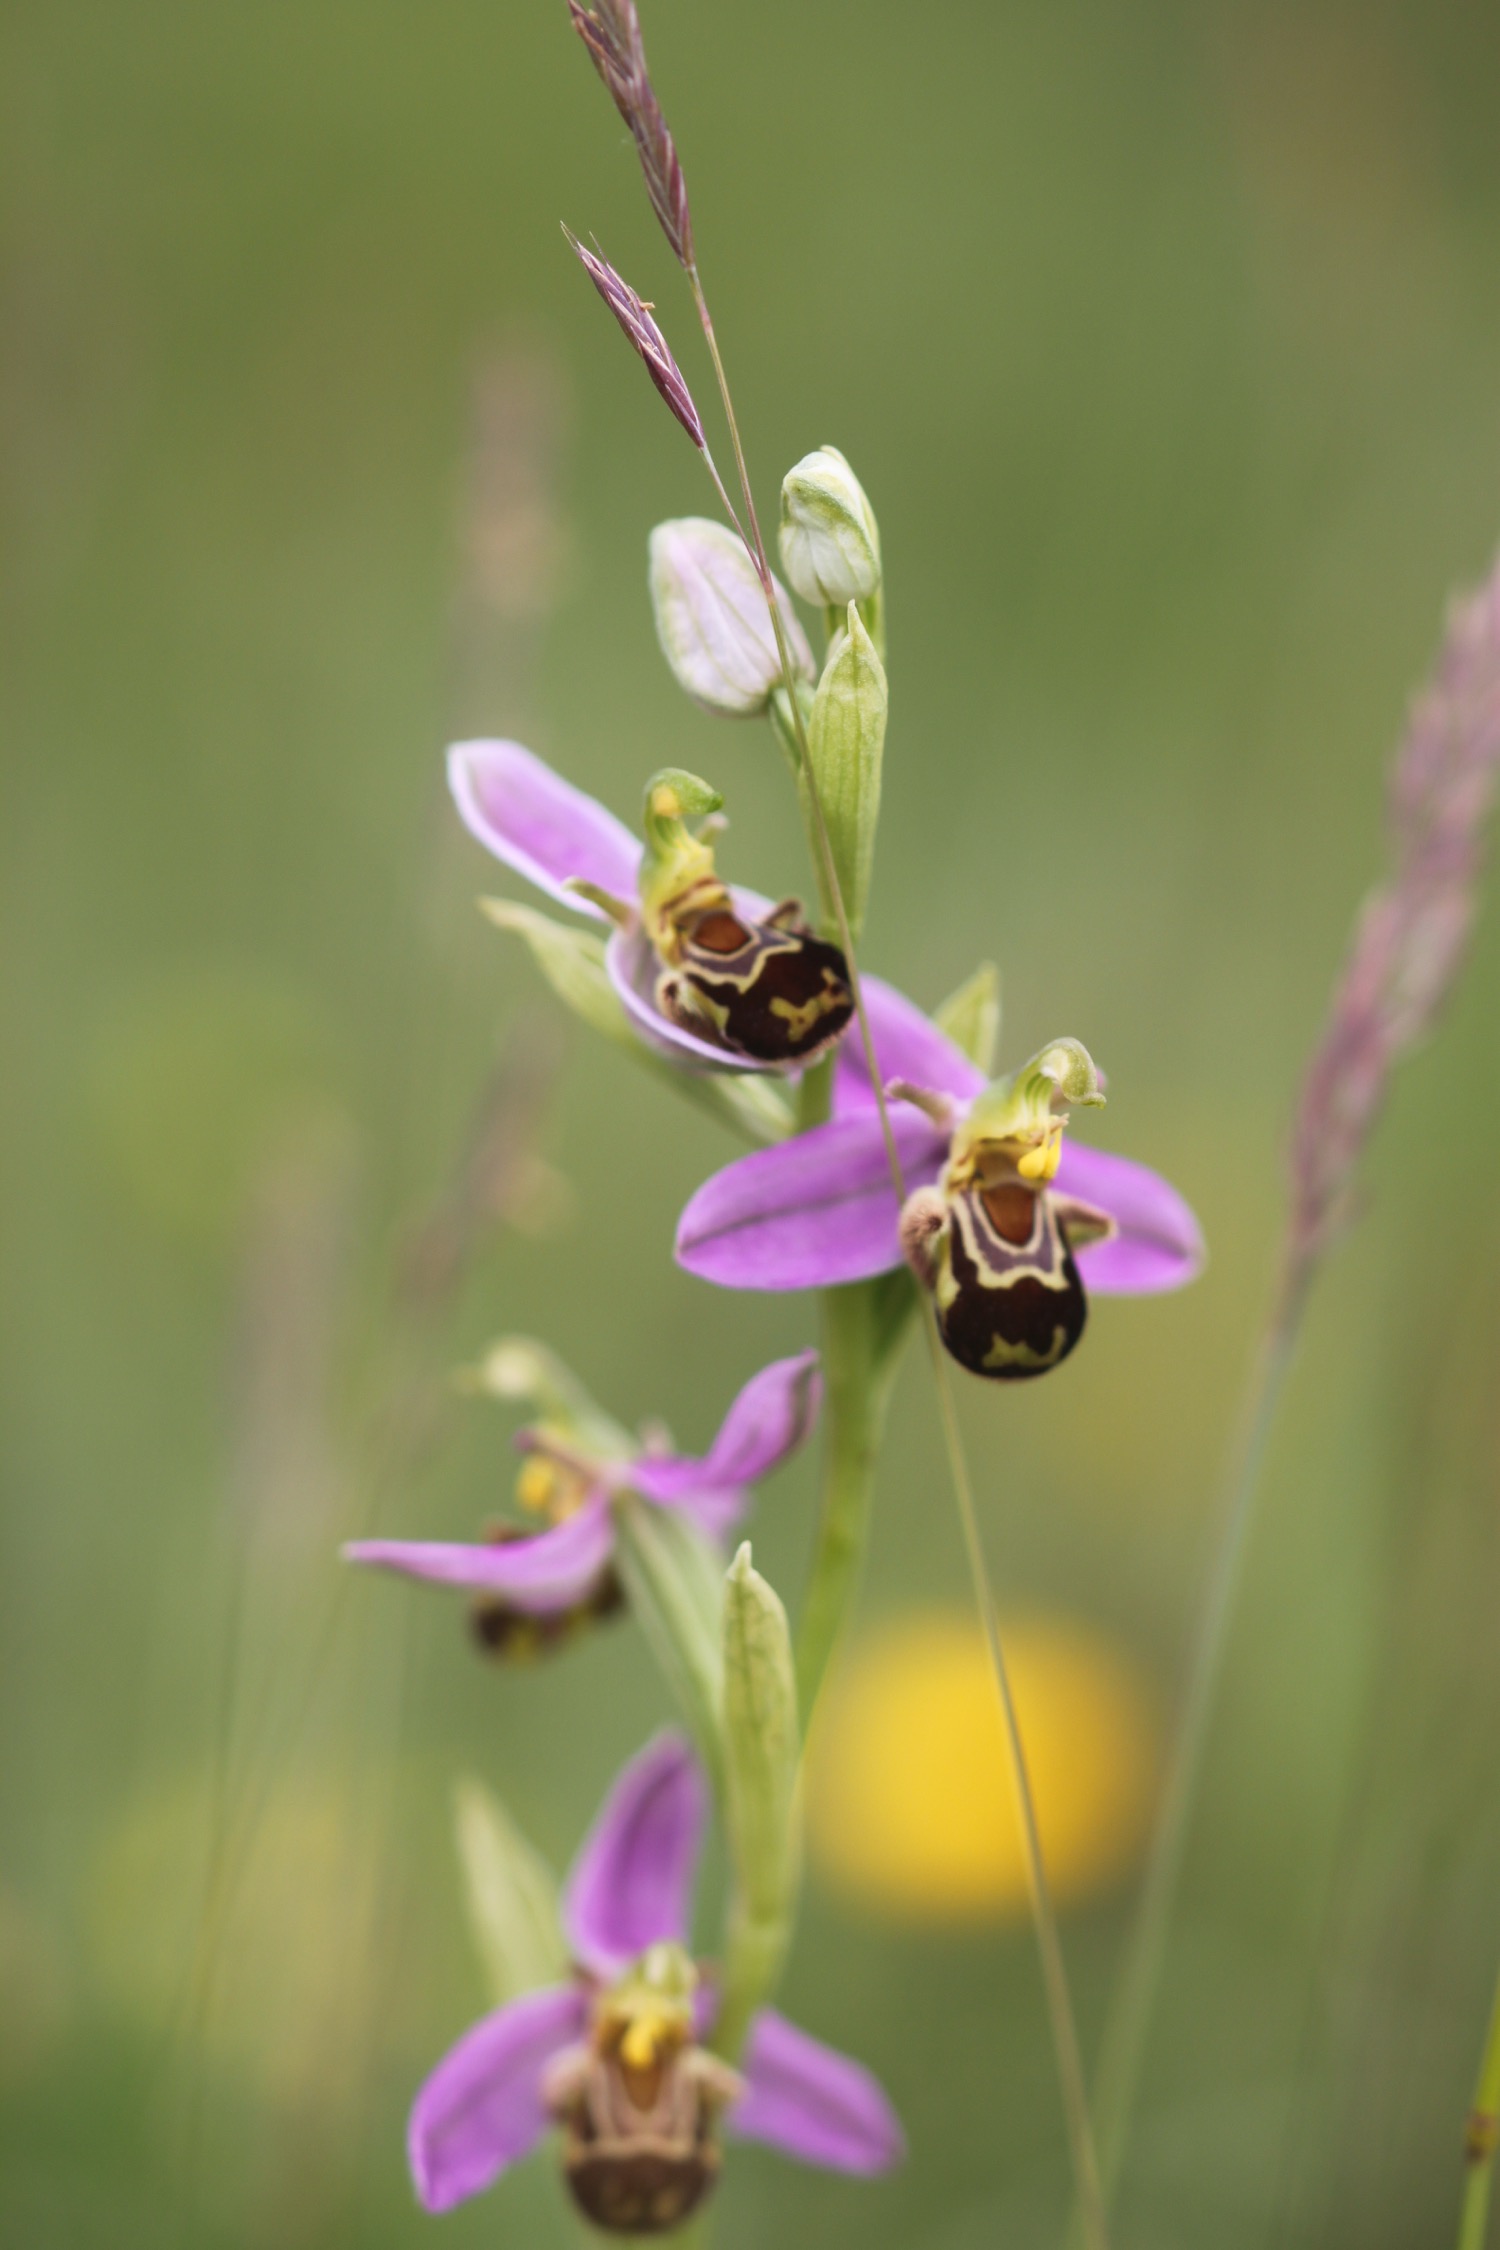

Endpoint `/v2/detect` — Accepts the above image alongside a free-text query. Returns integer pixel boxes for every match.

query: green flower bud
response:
[649,518,813,716]
[778,446,881,609]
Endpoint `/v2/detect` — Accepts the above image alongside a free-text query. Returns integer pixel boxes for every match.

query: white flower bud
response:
[649,518,813,716]
[777,446,881,609]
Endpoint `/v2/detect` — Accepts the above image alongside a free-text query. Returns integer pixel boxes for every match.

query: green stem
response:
[715,1904,792,2063]
[1458,1963,1500,2250]
[1087,1280,1308,2215]
[798,1049,834,1132]
[795,1282,894,1721]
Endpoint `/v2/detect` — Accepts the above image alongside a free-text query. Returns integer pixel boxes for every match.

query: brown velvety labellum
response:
[557,2049,724,2238]
[664,908,855,1064]
[469,1534,625,1661]
[938,1184,1088,1380]
[565,2141,718,2236]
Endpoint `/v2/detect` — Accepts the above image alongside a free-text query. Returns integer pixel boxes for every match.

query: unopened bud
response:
[778,446,881,609]
[649,519,812,716]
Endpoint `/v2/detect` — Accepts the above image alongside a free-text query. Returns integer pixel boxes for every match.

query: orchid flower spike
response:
[897,1040,1116,1378]
[410,1733,904,2226]
[450,740,854,1071]
[676,977,1204,1379]
[343,1341,821,1656]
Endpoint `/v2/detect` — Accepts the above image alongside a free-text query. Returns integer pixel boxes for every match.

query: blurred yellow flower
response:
[806,1609,1158,1921]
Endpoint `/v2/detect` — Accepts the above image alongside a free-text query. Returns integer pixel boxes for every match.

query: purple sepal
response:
[731,2008,905,2175]
[408,1983,587,2213]
[835,975,985,1115]
[343,1495,615,1615]
[563,1732,707,1978]
[629,1351,821,1535]
[1058,1142,1205,1294]
[675,1110,944,1290]
[448,739,641,916]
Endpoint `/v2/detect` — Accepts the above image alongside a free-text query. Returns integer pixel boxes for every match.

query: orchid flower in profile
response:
[450,740,854,1071]
[345,1340,820,1658]
[676,978,1204,1379]
[411,1732,903,2228]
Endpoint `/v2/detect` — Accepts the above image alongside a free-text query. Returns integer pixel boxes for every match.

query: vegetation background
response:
[5,0,1500,2244]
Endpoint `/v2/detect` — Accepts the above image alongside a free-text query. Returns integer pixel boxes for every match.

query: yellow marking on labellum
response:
[981,1326,1070,1374]
[768,981,846,1045]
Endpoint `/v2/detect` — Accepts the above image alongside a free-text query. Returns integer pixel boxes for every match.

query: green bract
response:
[452,1776,568,2007]
[805,605,887,943]
[717,1543,800,2055]
[935,962,1002,1078]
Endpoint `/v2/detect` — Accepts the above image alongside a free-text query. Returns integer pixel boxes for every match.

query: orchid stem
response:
[1086,1276,1307,2217]
[1457,1958,1500,2250]
[682,256,1110,2248]
[795,1283,893,1720]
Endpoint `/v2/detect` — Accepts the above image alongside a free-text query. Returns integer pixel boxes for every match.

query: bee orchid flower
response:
[450,740,854,1071]
[676,979,1204,1379]
[345,1344,820,1657]
[410,1732,903,2226]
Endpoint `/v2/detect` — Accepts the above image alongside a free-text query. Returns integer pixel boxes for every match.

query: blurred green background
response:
[6,0,1500,2243]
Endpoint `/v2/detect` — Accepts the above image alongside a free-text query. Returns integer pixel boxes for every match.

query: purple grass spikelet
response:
[567,0,695,270]
[1287,556,1500,1285]
[564,231,705,450]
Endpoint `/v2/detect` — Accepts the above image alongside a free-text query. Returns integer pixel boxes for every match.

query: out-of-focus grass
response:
[4,0,1500,2243]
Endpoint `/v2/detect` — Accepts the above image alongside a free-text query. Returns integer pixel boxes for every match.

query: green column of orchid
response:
[795,1274,915,1718]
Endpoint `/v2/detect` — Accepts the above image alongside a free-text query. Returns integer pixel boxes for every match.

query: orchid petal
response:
[675,1110,945,1290]
[344,1495,615,1615]
[563,1732,707,1978]
[603,884,783,1076]
[630,1352,821,1536]
[1056,1142,1205,1295]
[449,740,641,917]
[408,1983,586,2213]
[835,974,985,1116]
[731,2008,904,2175]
